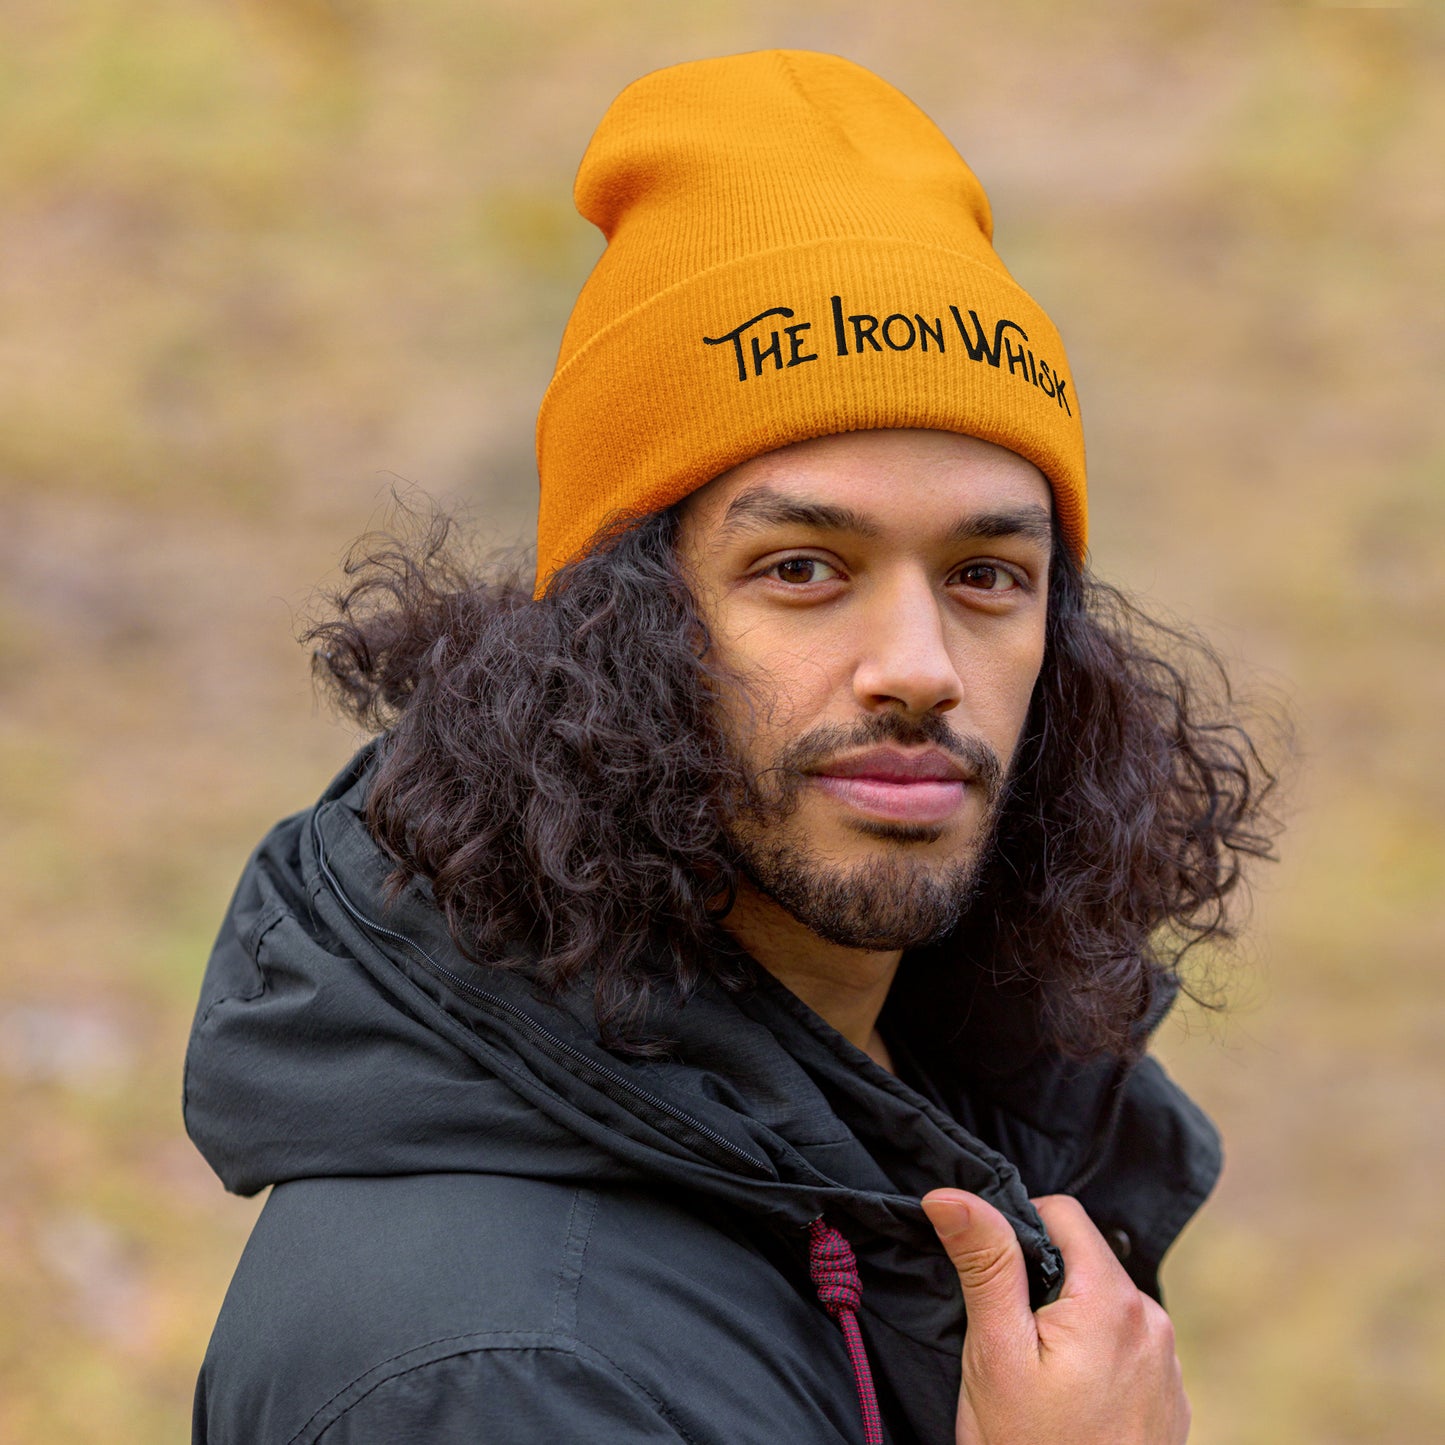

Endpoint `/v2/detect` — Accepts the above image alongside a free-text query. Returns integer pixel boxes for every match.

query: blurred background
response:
[1,1,1441,1440]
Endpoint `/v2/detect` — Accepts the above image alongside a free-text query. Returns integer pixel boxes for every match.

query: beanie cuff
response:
[535,236,1086,590]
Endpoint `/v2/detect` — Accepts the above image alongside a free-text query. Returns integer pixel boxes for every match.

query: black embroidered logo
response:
[702,307,819,382]
[701,294,1072,416]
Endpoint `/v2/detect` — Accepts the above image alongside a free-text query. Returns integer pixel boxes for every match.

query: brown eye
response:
[771,558,837,584]
[956,564,1018,591]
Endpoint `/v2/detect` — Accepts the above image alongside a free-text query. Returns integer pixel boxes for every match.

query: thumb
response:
[921,1190,1034,1345]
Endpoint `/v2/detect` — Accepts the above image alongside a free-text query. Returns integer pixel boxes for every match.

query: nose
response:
[851,571,963,716]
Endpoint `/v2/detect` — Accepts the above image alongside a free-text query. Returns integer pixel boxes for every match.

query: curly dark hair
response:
[306,499,1283,1061]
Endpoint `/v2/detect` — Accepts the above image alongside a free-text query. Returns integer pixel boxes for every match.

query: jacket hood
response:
[185,743,1220,1433]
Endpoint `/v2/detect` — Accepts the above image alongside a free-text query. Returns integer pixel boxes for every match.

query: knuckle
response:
[1142,1297,1176,1347]
[955,1241,1016,1292]
[1115,1287,1149,1335]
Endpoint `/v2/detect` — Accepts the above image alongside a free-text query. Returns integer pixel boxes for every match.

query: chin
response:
[826,805,983,857]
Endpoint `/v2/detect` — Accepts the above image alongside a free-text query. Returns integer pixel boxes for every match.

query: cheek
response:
[1007,634,1047,749]
[1006,627,1047,708]
[958,626,1046,759]
[711,625,849,771]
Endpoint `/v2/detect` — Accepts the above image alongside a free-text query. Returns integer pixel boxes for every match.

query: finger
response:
[921,1189,1034,1347]
[1030,1194,1133,1298]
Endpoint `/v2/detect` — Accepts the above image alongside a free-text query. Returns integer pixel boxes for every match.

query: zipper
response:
[309,807,770,1179]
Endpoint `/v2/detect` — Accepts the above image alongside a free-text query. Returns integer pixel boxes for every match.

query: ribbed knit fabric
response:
[807,1217,884,1445]
[534,50,1087,592]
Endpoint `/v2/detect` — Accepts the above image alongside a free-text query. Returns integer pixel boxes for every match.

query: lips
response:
[814,747,970,784]
[808,747,972,824]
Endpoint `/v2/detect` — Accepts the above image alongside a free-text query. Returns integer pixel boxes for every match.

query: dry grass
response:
[1,2,1441,1440]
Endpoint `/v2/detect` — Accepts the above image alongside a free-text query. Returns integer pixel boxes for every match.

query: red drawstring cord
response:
[807,1218,884,1445]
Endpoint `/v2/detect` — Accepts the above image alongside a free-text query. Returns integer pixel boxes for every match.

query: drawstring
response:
[807,1218,884,1445]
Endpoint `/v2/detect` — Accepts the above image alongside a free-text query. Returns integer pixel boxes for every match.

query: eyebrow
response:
[716,484,1054,551]
[718,487,879,539]
[945,505,1054,549]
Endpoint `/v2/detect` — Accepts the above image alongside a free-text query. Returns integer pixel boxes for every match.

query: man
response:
[186,51,1277,1443]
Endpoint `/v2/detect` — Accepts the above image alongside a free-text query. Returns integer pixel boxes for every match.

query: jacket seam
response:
[551,1186,597,1337]
[288,1329,488,1443]
[293,1331,696,1444]
[244,897,289,961]
[201,902,285,1026]
[182,902,284,1117]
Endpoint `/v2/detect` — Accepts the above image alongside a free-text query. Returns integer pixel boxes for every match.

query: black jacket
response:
[185,747,1221,1443]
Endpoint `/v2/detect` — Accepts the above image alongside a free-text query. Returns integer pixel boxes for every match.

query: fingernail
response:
[922,1192,971,1231]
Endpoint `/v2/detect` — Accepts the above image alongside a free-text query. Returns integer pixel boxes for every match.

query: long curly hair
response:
[306,500,1283,1060]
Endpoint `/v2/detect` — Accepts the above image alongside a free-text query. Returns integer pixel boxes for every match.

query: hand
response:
[921,1190,1190,1445]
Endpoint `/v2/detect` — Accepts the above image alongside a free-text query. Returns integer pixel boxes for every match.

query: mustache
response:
[762,712,1005,806]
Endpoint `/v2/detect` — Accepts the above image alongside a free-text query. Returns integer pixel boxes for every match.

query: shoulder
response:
[196,1172,639,1442]
[196,1173,860,1445]
[218,1334,694,1444]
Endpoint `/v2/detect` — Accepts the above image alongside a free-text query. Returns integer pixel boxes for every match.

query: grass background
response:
[1,2,1441,1440]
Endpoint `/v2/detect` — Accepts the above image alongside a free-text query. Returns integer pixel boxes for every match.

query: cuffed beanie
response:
[534,49,1087,591]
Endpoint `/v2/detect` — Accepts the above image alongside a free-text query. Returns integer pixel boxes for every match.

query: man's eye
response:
[769,557,838,584]
[955,564,1019,591]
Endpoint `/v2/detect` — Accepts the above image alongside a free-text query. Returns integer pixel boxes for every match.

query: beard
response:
[726,711,1009,951]
[735,831,992,950]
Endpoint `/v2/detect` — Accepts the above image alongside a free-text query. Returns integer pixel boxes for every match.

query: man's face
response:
[676,428,1053,951]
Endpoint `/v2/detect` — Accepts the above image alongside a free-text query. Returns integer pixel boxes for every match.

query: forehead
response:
[681,428,1054,538]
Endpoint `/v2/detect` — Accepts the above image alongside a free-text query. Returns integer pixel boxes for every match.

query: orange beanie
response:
[534,50,1087,591]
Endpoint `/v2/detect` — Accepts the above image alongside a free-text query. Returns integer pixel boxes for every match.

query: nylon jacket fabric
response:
[185,745,1222,1444]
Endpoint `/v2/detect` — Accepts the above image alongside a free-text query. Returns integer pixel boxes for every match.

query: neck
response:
[723,877,900,1072]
